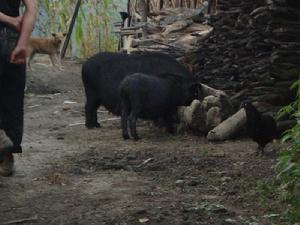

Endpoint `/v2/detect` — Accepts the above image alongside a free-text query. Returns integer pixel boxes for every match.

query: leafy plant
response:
[195,201,227,214]
[35,0,126,58]
[256,180,276,204]
[276,75,300,222]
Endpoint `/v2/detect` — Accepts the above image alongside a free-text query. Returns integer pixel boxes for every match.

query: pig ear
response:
[52,33,57,37]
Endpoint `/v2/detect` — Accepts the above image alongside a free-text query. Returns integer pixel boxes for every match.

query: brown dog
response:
[27,32,66,70]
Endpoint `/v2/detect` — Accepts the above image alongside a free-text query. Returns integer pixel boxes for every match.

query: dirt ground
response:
[0,59,285,225]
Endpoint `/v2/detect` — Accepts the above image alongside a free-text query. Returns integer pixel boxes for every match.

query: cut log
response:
[162,19,193,36]
[207,108,247,141]
[206,106,222,131]
[177,84,234,134]
[184,23,213,33]
[123,35,135,53]
[178,99,207,130]
[200,83,227,98]
[118,3,213,59]
[174,34,199,49]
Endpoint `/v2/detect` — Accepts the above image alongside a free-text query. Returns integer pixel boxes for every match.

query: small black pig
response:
[120,73,199,140]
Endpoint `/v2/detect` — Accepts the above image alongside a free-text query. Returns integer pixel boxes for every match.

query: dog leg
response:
[49,54,57,71]
[56,53,63,70]
[27,52,35,71]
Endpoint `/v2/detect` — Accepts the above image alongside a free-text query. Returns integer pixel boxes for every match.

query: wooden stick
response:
[60,0,81,59]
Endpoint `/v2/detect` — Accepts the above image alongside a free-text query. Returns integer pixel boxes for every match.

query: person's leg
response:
[1,61,26,153]
[0,38,4,125]
[0,40,26,176]
[0,39,17,176]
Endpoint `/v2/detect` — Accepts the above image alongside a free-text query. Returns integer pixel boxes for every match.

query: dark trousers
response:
[0,28,25,153]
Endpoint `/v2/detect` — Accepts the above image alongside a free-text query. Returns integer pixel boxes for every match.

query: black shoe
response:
[0,150,14,177]
[0,130,15,176]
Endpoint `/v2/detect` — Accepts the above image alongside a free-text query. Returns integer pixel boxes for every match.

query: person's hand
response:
[10,44,27,64]
[11,15,23,32]
[4,15,23,32]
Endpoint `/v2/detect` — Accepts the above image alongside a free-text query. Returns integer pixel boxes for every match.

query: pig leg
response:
[121,101,130,140]
[128,96,141,140]
[164,116,176,134]
[85,91,101,129]
[153,118,165,128]
[129,112,139,140]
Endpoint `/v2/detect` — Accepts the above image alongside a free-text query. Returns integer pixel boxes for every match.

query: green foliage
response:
[276,76,300,222]
[256,180,276,203]
[35,0,125,58]
[195,201,226,213]
[257,76,300,222]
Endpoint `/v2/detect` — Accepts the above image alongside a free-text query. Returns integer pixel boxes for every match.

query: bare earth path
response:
[0,61,283,225]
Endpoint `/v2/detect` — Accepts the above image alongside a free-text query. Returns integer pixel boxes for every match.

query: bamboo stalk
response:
[60,0,82,59]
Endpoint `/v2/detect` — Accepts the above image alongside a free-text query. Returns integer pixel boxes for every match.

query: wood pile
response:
[128,0,209,14]
[178,83,234,133]
[114,0,299,139]
[116,1,214,58]
[183,0,300,112]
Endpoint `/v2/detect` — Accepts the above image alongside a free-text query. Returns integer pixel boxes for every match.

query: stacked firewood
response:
[184,0,300,112]
[128,0,206,13]
[116,2,214,58]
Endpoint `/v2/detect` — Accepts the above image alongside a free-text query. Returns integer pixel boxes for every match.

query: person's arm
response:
[0,12,22,32]
[10,0,37,64]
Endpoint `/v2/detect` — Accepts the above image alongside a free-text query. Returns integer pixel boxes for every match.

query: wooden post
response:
[140,0,149,39]
[208,0,212,14]
[161,0,164,9]
[208,0,217,14]
[127,0,131,15]
[60,0,82,59]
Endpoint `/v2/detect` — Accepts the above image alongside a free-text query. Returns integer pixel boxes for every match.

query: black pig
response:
[120,73,199,140]
[82,52,196,129]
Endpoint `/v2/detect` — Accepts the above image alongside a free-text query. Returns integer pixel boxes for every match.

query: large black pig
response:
[120,73,199,140]
[82,52,197,128]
